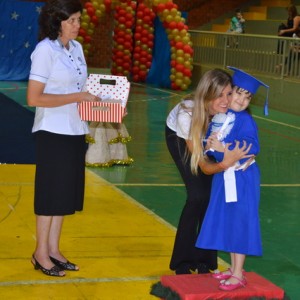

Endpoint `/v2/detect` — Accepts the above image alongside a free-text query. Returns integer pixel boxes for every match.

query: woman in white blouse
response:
[27,0,98,277]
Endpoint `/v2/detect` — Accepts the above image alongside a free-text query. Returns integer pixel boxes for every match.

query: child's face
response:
[208,84,232,115]
[236,12,243,19]
[230,86,252,112]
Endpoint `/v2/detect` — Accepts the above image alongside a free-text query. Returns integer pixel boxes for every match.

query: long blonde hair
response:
[189,69,232,174]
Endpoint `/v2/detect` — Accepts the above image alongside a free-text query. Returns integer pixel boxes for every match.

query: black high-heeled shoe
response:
[31,255,65,277]
[49,256,79,271]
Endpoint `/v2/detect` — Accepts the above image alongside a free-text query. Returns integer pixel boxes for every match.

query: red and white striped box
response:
[78,74,130,123]
[78,101,125,123]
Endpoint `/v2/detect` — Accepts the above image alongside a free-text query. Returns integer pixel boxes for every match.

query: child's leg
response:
[228,253,245,283]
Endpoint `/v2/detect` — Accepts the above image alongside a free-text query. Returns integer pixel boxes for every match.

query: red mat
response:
[160,272,285,300]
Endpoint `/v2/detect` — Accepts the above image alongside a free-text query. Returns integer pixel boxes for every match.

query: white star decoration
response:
[24,42,30,48]
[1,34,5,39]
[11,11,19,20]
[36,6,42,14]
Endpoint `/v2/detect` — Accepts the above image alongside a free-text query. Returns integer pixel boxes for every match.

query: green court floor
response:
[0,71,299,298]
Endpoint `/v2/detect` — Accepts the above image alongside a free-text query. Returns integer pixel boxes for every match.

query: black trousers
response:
[165,126,217,271]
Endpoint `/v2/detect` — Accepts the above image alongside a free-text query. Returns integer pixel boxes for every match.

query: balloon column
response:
[78,0,194,91]
[153,1,193,90]
[130,2,155,82]
[111,1,136,77]
[77,1,107,56]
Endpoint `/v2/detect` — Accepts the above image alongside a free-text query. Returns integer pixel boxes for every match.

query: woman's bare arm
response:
[27,80,99,108]
[279,16,300,35]
[186,139,253,175]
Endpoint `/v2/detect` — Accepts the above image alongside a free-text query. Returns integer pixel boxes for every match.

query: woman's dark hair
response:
[38,0,82,41]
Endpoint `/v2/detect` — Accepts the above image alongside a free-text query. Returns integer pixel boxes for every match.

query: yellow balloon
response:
[175,72,183,79]
[176,49,184,56]
[176,56,184,64]
[175,78,183,86]
[92,1,99,8]
[82,14,90,22]
[170,8,177,17]
[179,29,187,37]
[95,9,102,17]
[99,4,105,12]
[181,84,188,90]
[174,35,181,42]
[76,36,83,44]
[174,15,181,23]
[81,22,88,30]
[165,15,173,23]
[87,28,94,36]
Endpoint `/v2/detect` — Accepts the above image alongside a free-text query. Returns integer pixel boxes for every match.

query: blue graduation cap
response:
[227,66,269,115]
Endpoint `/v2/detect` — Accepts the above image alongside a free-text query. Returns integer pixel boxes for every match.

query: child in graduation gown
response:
[196,66,269,291]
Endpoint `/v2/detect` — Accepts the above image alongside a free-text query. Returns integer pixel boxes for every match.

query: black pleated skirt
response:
[34,130,86,216]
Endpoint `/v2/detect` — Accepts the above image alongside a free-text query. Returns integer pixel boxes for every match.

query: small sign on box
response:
[78,74,130,123]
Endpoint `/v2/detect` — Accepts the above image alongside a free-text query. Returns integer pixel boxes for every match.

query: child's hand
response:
[207,133,224,152]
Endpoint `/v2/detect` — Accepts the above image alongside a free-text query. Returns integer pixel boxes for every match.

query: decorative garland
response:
[85,132,133,167]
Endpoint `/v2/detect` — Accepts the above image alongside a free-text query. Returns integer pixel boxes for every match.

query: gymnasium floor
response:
[0,70,299,299]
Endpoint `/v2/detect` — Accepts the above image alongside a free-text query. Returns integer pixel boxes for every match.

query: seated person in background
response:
[228,9,245,34]
[277,5,299,53]
[278,4,298,37]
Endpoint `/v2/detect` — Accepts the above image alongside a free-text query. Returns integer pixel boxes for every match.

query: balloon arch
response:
[78,0,193,90]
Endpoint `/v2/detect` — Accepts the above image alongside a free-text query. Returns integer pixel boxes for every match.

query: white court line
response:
[0,276,160,287]
[253,114,300,130]
[112,183,300,187]
[1,182,299,188]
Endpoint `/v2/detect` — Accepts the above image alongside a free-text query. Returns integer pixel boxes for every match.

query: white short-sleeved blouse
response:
[166,100,194,140]
[29,38,89,135]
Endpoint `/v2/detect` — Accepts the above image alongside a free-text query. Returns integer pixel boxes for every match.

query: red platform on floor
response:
[160,272,285,300]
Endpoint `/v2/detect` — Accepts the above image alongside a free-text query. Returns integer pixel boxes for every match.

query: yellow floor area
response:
[0,164,176,299]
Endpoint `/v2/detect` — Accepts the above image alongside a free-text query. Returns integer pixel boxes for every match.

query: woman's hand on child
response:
[221,140,253,169]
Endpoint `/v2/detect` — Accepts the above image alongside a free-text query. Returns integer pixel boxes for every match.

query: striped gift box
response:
[78,101,125,123]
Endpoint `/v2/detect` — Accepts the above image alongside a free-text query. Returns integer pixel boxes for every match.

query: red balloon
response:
[147,41,153,48]
[91,15,98,26]
[175,64,185,72]
[116,51,123,58]
[177,22,185,31]
[132,66,139,74]
[134,32,141,40]
[125,21,133,28]
[118,16,126,24]
[84,2,93,9]
[122,62,131,70]
[175,42,184,49]
[86,7,95,18]
[143,15,151,24]
[140,57,147,64]
[133,53,140,60]
[84,35,92,43]
[156,3,165,13]
[183,68,192,77]
[141,37,148,44]
[139,70,147,80]
[165,1,175,10]
[136,11,143,19]
[133,74,140,82]
[79,28,86,37]
[168,22,177,30]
